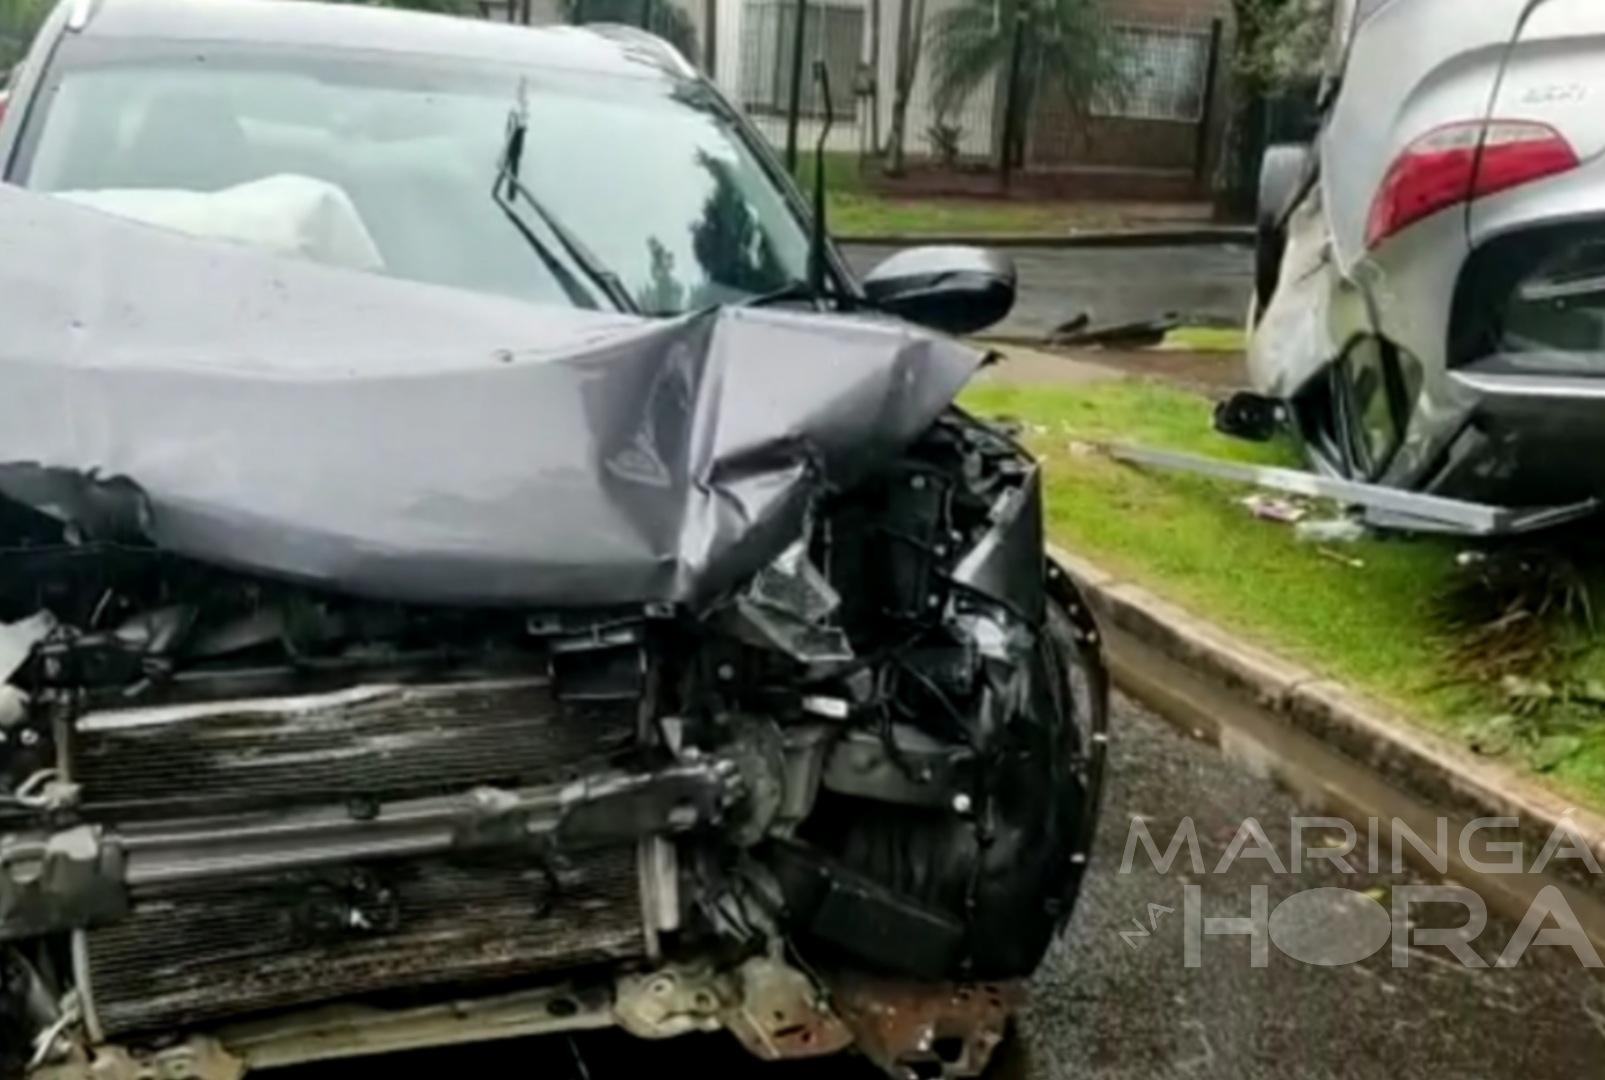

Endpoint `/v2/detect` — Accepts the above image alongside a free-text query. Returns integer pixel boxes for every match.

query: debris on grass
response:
[1443,550,1601,772]
[1467,714,1521,758]
[1240,493,1309,524]
[1295,517,1369,545]
[1435,548,1593,683]
[1315,547,1366,570]
[1048,314,1180,349]
[1529,733,1586,773]
[1467,708,1588,772]
[1213,391,1282,442]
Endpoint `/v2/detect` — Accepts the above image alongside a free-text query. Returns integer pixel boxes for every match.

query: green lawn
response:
[827,191,1123,239]
[959,379,1605,811]
[791,151,1129,239]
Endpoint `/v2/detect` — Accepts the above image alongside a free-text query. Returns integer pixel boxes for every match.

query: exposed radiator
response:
[85,847,646,1036]
[64,676,650,1036]
[71,677,636,818]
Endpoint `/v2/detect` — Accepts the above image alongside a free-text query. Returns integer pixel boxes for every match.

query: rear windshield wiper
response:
[493,103,638,314]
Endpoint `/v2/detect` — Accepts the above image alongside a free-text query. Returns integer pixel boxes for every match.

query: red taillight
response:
[1365,120,1579,249]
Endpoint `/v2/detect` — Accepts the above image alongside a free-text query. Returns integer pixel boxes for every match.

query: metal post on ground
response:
[1194,17,1225,189]
[785,0,808,174]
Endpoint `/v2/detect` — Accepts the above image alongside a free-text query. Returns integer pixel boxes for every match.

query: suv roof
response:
[69,0,692,81]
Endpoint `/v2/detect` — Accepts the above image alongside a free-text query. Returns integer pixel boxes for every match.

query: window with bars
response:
[739,0,864,118]
[1092,24,1212,123]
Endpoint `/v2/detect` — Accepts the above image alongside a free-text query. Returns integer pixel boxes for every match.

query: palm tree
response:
[927,0,1121,172]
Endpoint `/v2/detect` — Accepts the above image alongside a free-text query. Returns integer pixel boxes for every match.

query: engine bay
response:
[0,411,1105,1080]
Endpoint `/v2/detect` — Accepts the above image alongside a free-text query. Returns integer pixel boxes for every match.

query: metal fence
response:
[734,0,876,165]
[533,0,1232,181]
[1029,12,1229,177]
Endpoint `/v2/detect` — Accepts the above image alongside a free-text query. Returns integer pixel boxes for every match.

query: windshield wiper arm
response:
[494,107,639,314]
[738,279,822,310]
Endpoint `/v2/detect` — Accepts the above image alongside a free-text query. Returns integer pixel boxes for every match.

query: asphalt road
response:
[1019,692,1605,1080]
[840,243,1255,341]
[288,693,1605,1080]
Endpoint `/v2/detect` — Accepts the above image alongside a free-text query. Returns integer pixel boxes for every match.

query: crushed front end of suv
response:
[0,180,1106,1079]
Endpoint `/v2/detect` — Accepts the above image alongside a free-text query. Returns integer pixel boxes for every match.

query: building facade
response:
[531,0,1234,177]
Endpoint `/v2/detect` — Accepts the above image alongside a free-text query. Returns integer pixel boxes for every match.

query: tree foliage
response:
[1216,0,1331,212]
[926,0,1121,165]
[1232,0,1333,92]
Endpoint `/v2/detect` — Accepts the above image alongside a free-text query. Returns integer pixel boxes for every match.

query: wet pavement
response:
[287,693,1605,1079]
[1017,692,1605,1080]
[839,243,1254,342]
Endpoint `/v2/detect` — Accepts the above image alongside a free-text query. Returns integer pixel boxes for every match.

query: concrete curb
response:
[1048,544,1605,947]
[837,226,1254,249]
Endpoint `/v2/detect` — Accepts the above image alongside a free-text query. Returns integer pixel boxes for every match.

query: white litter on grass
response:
[1295,517,1369,545]
[1240,493,1309,524]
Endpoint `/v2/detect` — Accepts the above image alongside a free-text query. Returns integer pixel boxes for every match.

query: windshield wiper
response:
[738,279,820,309]
[493,102,638,314]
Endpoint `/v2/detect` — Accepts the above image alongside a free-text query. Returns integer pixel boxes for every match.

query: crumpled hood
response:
[0,183,983,609]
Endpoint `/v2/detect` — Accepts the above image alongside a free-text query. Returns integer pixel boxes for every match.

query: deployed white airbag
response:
[58,174,385,273]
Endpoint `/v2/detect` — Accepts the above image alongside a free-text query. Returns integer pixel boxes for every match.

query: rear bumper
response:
[1420,369,1605,505]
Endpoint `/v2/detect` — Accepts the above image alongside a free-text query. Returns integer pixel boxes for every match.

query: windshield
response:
[13,39,811,313]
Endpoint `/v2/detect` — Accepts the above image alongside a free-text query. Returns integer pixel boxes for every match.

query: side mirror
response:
[861,246,1017,336]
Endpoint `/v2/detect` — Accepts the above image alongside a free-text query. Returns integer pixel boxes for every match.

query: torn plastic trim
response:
[726,537,854,664]
[950,464,1047,625]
